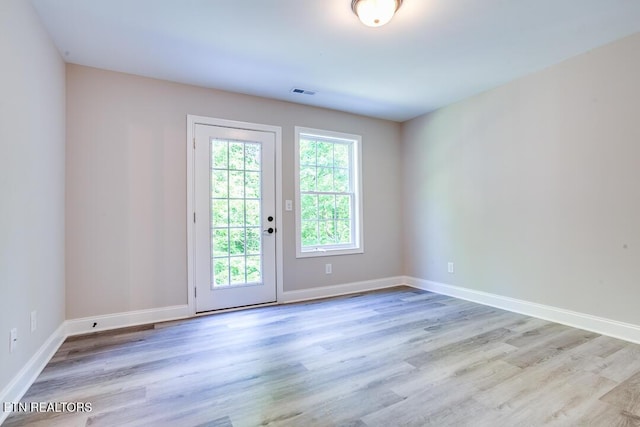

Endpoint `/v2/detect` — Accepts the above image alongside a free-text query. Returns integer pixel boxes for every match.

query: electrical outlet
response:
[447,262,454,273]
[325,263,332,274]
[31,311,37,332]
[10,328,17,353]
[285,200,293,211]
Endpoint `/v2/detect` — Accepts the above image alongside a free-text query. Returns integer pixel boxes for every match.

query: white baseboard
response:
[65,304,192,336]
[19,275,639,425]
[0,322,66,425]
[280,276,404,304]
[1,304,192,423]
[404,276,640,345]
[2,279,407,418]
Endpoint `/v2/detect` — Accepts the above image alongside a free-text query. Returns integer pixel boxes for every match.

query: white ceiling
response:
[31,0,640,122]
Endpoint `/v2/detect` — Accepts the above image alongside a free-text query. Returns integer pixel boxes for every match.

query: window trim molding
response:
[294,126,364,258]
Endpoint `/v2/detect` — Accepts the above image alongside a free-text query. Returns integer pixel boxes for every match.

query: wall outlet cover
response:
[31,311,37,332]
[10,328,17,353]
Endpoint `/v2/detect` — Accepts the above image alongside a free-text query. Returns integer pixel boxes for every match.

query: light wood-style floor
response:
[5,287,640,426]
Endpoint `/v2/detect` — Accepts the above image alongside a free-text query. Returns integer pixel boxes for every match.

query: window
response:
[295,127,363,258]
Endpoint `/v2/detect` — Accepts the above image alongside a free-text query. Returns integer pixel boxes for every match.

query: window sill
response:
[296,247,364,259]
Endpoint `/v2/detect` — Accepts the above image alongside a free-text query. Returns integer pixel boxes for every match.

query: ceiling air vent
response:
[291,88,316,96]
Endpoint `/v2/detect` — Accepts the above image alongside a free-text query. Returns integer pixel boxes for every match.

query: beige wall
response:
[402,32,640,325]
[3,0,638,401]
[0,0,66,391]
[66,65,403,319]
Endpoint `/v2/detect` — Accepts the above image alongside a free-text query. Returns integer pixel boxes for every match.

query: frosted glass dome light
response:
[351,0,403,27]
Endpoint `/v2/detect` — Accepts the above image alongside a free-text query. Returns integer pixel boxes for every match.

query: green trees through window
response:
[299,138,353,246]
[296,127,362,256]
[211,139,262,286]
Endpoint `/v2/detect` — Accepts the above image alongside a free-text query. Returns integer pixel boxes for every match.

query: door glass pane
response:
[211,139,262,287]
[245,200,260,227]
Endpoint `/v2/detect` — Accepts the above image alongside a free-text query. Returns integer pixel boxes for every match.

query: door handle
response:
[263,227,275,234]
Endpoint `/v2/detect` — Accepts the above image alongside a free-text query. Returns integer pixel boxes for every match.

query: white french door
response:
[194,123,277,312]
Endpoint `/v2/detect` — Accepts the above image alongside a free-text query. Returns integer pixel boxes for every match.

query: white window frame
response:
[294,126,364,258]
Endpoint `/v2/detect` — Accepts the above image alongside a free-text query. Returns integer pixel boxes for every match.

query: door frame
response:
[186,115,283,314]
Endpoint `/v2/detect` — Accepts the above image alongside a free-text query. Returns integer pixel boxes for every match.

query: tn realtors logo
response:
[3,401,92,413]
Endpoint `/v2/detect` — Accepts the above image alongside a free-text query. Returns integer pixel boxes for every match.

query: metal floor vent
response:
[291,88,316,95]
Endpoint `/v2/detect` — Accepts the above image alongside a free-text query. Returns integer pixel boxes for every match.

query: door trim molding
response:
[186,115,283,315]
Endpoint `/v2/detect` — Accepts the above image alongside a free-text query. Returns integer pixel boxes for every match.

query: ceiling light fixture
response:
[351,0,403,27]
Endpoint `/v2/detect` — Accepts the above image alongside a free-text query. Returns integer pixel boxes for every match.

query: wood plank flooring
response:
[5,286,640,426]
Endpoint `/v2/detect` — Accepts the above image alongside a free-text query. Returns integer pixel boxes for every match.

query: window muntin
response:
[295,127,363,257]
[210,139,263,286]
